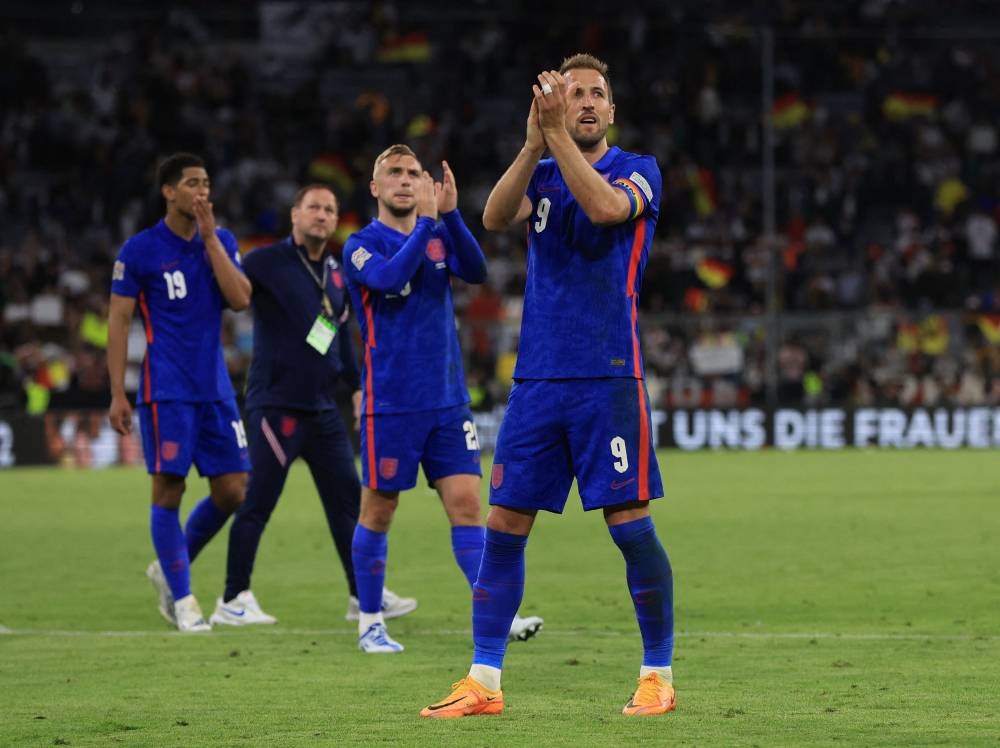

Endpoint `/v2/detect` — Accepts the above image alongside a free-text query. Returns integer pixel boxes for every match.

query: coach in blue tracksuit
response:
[209,184,416,626]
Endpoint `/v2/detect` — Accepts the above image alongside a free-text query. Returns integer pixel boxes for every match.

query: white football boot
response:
[145,560,175,626]
[508,613,544,642]
[210,590,277,626]
[174,594,211,633]
[345,588,418,621]
[358,622,404,653]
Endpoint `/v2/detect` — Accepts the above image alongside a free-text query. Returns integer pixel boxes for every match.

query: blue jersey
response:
[343,210,487,415]
[111,219,241,403]
[242,237,360,412]
[516,146,661,380]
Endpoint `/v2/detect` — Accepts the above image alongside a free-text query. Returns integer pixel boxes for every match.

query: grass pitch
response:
[1,449,998,746]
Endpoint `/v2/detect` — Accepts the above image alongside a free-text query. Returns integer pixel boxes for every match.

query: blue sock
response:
[151,505,191,600]
[609,516,674,667]
[472,528,527,669]
[184,496,230,563]
[451,525,486,588]
[352,525,387,614]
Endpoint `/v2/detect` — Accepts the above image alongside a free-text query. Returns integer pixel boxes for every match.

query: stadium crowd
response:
[1,0,998,416]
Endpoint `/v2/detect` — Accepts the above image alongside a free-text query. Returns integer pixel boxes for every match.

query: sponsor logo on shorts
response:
[491,463,504,489]
[425,238,445,262]
[161,441,179,461]
[280,416,297,437]
[379,457,398,479]
[610,477,636,490]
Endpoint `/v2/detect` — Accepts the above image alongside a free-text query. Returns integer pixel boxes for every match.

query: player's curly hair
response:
[559,53,613,103]
[157,152,205,187]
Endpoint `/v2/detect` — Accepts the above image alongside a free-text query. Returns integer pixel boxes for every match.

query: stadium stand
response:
[1,0,997,420]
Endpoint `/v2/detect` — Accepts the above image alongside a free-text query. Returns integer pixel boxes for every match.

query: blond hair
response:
[372,144,418,179]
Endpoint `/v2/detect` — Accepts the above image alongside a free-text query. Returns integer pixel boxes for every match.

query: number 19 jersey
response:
[111,219,241,404]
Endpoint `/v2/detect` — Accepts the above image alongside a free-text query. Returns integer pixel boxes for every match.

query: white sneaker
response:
[345,588,418,621]
[145,560,175,626]
[358,622,404,653]
[209,590,277,626]
[509,613,544,642]
[174,594,211,633]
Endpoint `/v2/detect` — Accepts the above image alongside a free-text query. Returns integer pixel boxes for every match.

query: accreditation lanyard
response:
[296,246,335,318]
[296,246,338,354]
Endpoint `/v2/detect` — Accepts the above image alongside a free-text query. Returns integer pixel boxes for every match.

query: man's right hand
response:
[525,97,546,154]
[416,171,438,221]
[109,393,133,435]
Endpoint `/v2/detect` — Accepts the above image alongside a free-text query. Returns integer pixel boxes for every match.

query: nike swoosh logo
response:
[426,697,464,710]
[610,477,636,490]
[485,696,498,702]
[222,607,246,617]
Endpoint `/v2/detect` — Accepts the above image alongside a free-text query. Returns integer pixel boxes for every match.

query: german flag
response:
[919,315,949,355]
[406,114,435,139]
[695,258,733,289]
[684,287,709,313]
[376,31,432,63]
[333,210,362,250]
[308,154,354,193]
[896,320,920,353]
[882,93,938,121]
[771,93,811,129]
[688,166,717,218]
[978,313,1000,344]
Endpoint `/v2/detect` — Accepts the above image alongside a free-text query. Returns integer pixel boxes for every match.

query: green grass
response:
[1,450,998,746]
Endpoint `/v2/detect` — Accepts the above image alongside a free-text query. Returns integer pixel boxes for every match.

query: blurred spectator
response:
[1,1,999,413]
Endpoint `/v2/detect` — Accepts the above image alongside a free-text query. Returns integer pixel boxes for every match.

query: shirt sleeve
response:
[110,237,142,298]
[441,210,487,284]
[343,218,435,293]
[610,156,662,222]
[217,229,246,273]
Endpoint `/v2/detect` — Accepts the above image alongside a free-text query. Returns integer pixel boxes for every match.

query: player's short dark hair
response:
[157,153,205,187]
[559,53,613,103]
[372,144,418,179]
[293,183,338,209]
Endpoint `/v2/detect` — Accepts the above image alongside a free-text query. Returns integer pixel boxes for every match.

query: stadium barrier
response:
[1,406,997,469]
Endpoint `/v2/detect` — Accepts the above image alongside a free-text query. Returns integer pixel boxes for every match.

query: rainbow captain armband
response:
[612,171,654,221]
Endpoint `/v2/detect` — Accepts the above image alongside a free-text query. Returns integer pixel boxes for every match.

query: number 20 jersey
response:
[515,146,662,381]
[111,219,241,404]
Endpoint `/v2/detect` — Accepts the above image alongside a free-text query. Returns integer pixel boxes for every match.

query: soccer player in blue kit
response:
[208,184,415,627]
[108,153,252,632]
[344,145,543,653]
[422,54,676,717]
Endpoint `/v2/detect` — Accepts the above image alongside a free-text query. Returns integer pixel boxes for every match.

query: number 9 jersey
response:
[517,146,661,380]
[111,219,242,404]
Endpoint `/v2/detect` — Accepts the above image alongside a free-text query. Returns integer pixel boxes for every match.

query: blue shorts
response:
[138,399,251,477]
[490,379,663,513]
[360,404,481,491]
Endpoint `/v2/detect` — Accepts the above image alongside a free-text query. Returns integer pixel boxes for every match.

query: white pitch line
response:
[0,627,996,641]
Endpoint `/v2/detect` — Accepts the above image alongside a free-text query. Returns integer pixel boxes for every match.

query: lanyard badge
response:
[306,315,337,354]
